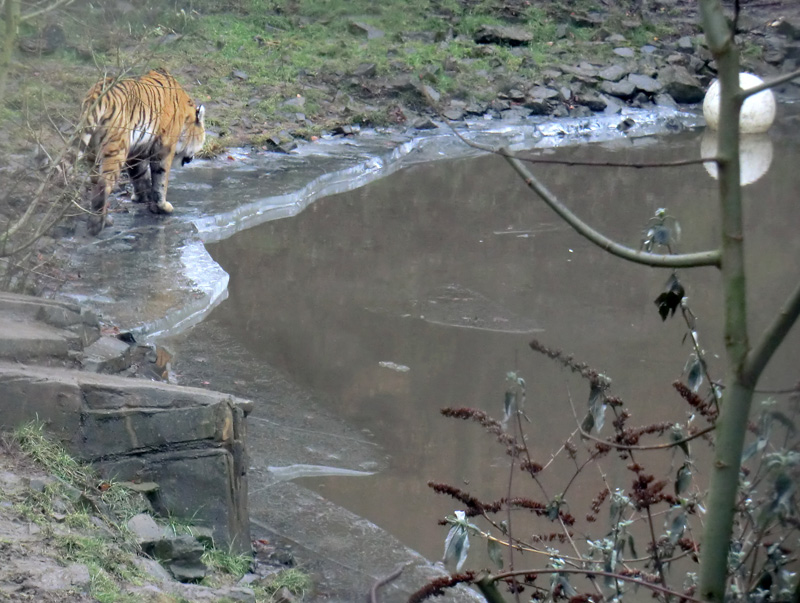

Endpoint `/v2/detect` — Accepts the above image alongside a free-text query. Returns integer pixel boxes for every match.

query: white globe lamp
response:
[703,72,776,133]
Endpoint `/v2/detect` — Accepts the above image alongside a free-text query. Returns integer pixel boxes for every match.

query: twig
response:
[488,568,702,602]
[369,564,406,603]
[501,149,721,269]
[579,424,716,451]
[738,67,800,99]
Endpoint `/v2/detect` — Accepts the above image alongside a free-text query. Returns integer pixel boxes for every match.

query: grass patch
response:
[263,568,313,599]
[13,422,93,484]
[202,547,253,577]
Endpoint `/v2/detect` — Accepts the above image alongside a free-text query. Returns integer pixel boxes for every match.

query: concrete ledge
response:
[0,362,252,552]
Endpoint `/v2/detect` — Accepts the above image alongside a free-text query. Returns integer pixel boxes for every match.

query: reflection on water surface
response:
[204,125,800,563]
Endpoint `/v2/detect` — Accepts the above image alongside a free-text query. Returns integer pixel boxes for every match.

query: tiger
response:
[79,68,206,235]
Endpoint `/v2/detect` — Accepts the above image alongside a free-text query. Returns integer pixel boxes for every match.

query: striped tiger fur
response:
[79,68,206,235]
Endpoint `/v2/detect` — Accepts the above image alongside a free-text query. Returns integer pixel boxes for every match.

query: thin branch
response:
[20,0,73,21]
[488,568,702,602]
[738,67,800,100]
[743,279,800,386]
[579,424,716,451]
[501,149,722,268]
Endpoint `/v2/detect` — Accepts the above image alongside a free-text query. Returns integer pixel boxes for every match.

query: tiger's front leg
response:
[147,151,174,215]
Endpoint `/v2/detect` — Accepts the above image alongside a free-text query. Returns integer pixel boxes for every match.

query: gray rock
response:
[562,62,599,78]
[421,84,440,103]
[602,95,624,114]
[397,30,437,44]
[350,62,376,78]
[37,562,91,591]
[569,105,593,117]
[464,101,488,115]
[598,64,628,82]
[657,65,704,103]
[133,556,174,583]
[666,53,690,67]
[272,587,298,603]
[527,85,559,100]
[35,305,82,329]
[575,94,608,112]
[676,36,695,50]
[474,24,532,46]
[500,107,531,120]
[628,73,663,93]
[654,93,679,109]
[786,43,800,61]
[411,117,437,130]
[613,47,635,58]
[26,476,54,492]
[525,99,551,115]
[385,75,417,94]
[169,561,206,583]
[489,98,511,112]
[282,96,305,108]
[232,70,249,80]
[0,362,252,553]
[775,18,800,40]
[348,21,384,40]
[599,78,637,99]
[442,108,465,121]
[153,534,205,561]
[640,44,658,54]
[127,513,163,544]
[81,336,131,373]
[570,11,605,28]
[606,33,627,43]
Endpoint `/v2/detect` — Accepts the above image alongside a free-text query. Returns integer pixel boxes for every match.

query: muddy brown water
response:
[201,122,800,566]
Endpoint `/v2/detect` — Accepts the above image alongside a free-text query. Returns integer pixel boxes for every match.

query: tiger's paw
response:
[148,200,174,215]
[87,216,104,236]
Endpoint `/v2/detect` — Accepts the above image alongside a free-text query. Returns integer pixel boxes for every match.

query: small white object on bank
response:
[703,72,776,133]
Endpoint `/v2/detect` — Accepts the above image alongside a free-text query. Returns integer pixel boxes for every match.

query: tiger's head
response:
[177,105,206,166]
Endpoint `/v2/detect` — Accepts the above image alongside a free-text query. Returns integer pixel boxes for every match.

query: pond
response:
[170,115,800,596]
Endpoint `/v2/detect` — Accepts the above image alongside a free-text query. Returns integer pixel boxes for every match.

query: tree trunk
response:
[697,1,751,601]
[0,0,20,110]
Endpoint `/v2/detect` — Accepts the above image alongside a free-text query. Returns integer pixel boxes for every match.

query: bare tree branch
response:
[19,0,73,22]
[743,279,800,386]
[486,568,703,602]
[501,149,722,268]
[738,67,800,100]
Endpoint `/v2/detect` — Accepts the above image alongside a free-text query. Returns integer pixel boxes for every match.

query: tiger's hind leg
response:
[126,156,151,204]
[87,152,125,235]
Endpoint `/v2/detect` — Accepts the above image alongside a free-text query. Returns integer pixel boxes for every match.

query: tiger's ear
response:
[196,105,205,126]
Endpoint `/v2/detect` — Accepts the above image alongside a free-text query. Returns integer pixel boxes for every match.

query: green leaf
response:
[685,354,704,393]
[668,510,686,545]
[588,383,607,433]
[487,538,503,569]
[443,524,470,571]
[670,424,690,458]
[503,390,516,422]
[581,410,595,434]
[768,410,796,435]
[627,534,638,559]
[675,463,692,495]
